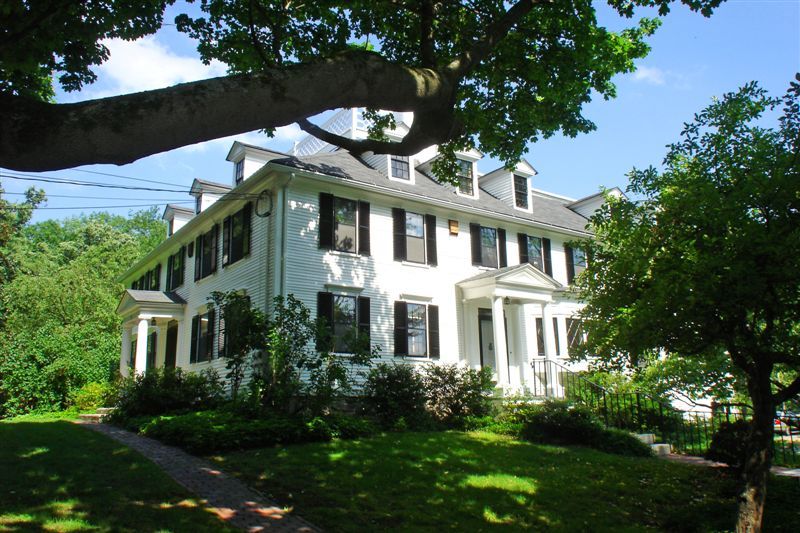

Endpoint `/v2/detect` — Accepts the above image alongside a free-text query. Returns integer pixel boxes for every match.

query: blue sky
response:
[3,0,799,223]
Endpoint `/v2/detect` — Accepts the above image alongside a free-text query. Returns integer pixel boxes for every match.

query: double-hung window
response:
[318,193,370,255]
[234,160,244,185]
[564,244,588,284]
[166,247,185,290]
[190,308,216,363]
[535,317,561,356]
[470,224,507,268]
[518,234,552,275]
[132,264,161,290]
[390,155,410,180]
[566,318,584,354]
[223,203,252,267]
[394,301,439,358]
[392,208,437,265]
[514,175,529,209]
[194,225,219,281]
[456,159,474,196]
[317,292,370,353]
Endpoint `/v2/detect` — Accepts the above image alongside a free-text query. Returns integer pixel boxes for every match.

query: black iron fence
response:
[528,359,800,466]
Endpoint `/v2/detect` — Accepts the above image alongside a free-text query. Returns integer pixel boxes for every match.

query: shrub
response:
[705,419,751,470]
[110,368,224,421]
[363,363,428,428]
[70,382,113,411]
[422,364,495,427]
[517,399,652,457]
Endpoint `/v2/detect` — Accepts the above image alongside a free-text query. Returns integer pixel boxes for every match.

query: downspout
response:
[278,173,295,298]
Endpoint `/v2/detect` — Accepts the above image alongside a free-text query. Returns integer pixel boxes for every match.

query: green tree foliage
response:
[0,208,165,417]
[0,180,44,289]
[577,78,800,532]
[1,1,722,172]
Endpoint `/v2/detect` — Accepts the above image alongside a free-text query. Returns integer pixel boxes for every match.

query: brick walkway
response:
[78,422,320,532]
[661,453,800,478]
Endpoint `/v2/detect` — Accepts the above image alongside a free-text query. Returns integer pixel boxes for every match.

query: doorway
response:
[478,308,495,371]
[165,321,178,369]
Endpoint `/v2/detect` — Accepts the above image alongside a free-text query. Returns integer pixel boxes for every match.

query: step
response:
[96,407,115,415]
[78,413,105,424]
[651,443,672,456]
[636,433,656,445]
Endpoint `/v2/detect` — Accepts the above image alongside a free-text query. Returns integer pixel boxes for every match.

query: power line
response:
[1,191,191,201]
[1,201,192,211]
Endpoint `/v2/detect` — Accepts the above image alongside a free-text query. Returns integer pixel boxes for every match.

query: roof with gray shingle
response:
[125,290,186,305]
[269,151,591,234]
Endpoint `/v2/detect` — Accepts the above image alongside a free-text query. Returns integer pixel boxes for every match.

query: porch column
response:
[522,303,537,388]
[491,296,509,386]
[120,326,131,377]
[134,318,149,375]
[541,303,562,397]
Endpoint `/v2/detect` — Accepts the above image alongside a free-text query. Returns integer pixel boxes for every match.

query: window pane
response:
[480,227,498,268]
[527,236,544,271]
[198,313,210,362]
[457,160,473,195]
[407,303,427,356]
[567,318,583,353]
[405,212,425,263]
[391,156,410,179]
[405,212,424,237]
[333,295,356,352]
[514,175,529,209]
[535,317,544,357]
[573,248,587,276]
[334,198,357,252]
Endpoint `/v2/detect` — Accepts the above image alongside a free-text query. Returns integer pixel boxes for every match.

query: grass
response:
[214,430,800,532]
[0,416,235,532]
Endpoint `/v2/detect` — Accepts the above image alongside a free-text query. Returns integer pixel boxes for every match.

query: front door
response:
[478,308,495,372]
[164,321,178,369]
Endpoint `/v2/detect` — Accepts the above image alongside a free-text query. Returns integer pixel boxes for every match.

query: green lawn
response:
[0,417,234,532]
[214,431,800,532]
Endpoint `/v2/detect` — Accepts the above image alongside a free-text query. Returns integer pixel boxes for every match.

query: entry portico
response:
[458,263,570,393]
[116,290,186,377]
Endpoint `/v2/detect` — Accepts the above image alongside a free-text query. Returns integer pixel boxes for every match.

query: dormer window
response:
[195,195,202,214]
[390,155,410,180]
[514,175,529,209]
[234,160,244,185]
[168,218,175,237]
[457,160,474,195]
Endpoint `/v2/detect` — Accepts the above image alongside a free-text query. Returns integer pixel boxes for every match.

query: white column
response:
[491,296,509,386]
[541,303,561,397]
[134,318,149,374]
[120,326,131,377]
[522,303,537,388]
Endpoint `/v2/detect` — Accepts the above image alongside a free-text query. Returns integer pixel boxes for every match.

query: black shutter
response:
[518,233,529,264]
[425,214,437,266]
[210,225,219,274]
[543,237,553,276]
[242,202,252,257]
[553,317,561,356]
[190,315,199,363]
[358,201,370,255]
[392,208,407,261]
[194,235,202,280]
[207,308,216,360]
[166,255,174,290]
[470,223,482,265]
[357,296,370,342]
[565,244,575,284]
[319,193,334,249]
[394,301,408,356]
[222,215,231,266]
[316,292,334,350]
[178,246,185,286]
[428,304,440,359]
[498,228,507,268]
[154,264,161,290]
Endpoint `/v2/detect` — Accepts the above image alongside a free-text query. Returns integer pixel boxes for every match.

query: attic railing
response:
[529,359,799,466]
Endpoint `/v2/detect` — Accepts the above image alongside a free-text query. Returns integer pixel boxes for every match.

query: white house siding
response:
[479,172,514,206]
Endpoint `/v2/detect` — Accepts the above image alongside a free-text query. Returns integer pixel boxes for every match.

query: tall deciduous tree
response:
[0,0,722,172]
[577,78,800,532]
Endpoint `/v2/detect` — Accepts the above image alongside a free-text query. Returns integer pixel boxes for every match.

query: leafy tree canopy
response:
[577,77,800,531]
[1,0,722,172]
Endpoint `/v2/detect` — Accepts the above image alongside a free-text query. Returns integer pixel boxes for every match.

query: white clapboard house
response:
[116,109,617,394]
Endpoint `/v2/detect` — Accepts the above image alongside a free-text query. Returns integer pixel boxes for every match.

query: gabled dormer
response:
[190,179,231,214]
[226,141,289,187]
[416,147,483,199]
[360,122,419,184]
[566,187,625,218]
[479,160,537,213]
[162,204,194,237]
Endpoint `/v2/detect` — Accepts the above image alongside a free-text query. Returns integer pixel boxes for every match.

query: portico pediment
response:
[116,289,186,323]
[458,264,563,302]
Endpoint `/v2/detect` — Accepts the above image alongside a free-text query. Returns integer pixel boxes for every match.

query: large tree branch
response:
[0,52,454,171]
[773,375,800,405]
[419,0,437,68]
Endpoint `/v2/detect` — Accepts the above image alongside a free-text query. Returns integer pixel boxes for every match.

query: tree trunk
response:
[736,373,775,533]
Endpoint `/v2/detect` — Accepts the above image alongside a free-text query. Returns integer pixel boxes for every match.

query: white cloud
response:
[85,37,227,98]
[632,65,667,85]
[176,124,304,154]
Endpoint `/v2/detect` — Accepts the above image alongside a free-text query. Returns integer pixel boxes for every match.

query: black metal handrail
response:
[528,359,799,466]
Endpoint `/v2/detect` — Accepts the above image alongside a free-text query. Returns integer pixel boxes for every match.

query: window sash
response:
[514,175,529,209]
[566,318,583,353]
[456,160,474,195]
[480,227,498,268]
[390,155,410,180]
[333,295,356,352]
[405,212,425,263]
[406,303,427,356]
[334,197,357,253]
[234,160,244,184]
[573,248,587,277]
[527,236,544,271]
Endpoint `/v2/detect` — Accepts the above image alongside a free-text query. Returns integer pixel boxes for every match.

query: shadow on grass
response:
[0,420,234,532]
[216,431,800,533]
